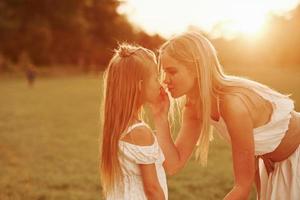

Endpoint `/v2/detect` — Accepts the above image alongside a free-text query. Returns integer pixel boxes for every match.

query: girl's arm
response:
[140,164,165,200]
[221,95,256,200]
[123,126,165,200]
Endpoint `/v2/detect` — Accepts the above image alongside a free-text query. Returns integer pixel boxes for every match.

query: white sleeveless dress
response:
[211,82,300,200]
[107,122,168,200]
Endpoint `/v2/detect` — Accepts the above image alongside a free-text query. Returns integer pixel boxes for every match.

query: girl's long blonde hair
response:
[158,31,288,165]
[100,43,156,197]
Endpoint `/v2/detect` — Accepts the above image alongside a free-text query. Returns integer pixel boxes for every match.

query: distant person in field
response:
[19,52,37,87]
[151,31,300,200]
[25,64,37,87]
[100,44,168,200]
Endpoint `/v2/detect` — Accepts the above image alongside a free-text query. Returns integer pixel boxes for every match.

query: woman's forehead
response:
[160,54,180,70]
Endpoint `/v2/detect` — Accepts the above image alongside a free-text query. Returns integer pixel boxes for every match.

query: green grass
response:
[0,75,102,200]
[0,66,299,200]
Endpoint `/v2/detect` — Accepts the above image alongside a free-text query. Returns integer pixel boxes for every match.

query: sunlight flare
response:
[119,0,300,38]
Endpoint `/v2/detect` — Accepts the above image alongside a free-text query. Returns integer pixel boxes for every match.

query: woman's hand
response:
[149,87,170,120]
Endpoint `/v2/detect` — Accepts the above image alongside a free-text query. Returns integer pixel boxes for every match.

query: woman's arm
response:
[140,164,165,200]
[221,95,256,200]
[152,93,202,175]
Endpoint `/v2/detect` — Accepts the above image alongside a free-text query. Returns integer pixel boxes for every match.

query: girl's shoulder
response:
[120,122,155,147]
[119,122,162,165]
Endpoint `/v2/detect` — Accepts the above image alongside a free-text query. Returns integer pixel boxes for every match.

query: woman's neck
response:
[185,84,220,120]
[186,84,200,103]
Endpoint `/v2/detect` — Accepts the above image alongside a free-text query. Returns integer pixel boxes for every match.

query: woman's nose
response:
[163,74,170,84]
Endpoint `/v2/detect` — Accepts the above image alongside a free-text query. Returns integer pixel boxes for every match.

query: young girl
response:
[152,31,300,200]
[100,44,168,200]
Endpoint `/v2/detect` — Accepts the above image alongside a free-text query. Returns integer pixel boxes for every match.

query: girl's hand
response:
[149,87,170,119]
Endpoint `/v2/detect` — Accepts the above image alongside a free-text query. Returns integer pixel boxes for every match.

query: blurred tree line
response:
[0,0,164,71]
[0,0,299,72]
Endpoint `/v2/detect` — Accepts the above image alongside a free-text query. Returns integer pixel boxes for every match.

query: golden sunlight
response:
[118,0,300,39]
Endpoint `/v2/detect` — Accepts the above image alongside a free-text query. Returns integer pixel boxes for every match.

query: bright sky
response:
[118,0,300,39]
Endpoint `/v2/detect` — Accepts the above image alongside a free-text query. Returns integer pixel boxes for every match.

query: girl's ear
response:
[138,80,143,91]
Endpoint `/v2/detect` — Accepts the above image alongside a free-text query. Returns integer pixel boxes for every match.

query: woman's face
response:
[161,54,196,98]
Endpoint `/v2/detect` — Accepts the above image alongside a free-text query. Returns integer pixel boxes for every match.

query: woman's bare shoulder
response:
[219,93,251,121]
[219,94,254,136]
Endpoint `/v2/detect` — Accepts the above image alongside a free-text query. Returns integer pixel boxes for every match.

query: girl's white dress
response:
[211,81,300,200]
[107,122,168,200]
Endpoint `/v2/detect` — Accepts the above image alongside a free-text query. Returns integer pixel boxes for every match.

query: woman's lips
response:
[168,87,174,92]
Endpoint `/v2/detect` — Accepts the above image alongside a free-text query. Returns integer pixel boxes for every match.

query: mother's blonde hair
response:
[100,43,156,197]
[158,31,286,165]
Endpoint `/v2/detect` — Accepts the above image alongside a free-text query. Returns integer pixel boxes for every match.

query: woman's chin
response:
[169,90,183,98]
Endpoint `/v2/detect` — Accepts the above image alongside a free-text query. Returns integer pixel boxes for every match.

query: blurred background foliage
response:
[0,0,300,73]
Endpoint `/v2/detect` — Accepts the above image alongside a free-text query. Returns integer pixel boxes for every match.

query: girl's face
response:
[161,54,196,98]
[141,61,161,104]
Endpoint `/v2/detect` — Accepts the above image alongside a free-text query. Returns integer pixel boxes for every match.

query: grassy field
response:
[0,66,299,200]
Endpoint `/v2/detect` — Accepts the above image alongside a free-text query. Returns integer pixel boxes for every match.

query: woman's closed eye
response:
[166,70,177,75]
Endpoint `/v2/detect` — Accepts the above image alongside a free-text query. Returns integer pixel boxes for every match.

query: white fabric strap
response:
[120,121,150,138]
[126,122,147,133]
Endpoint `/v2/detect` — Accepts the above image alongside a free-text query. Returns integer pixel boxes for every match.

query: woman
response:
[151,31,300,199]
